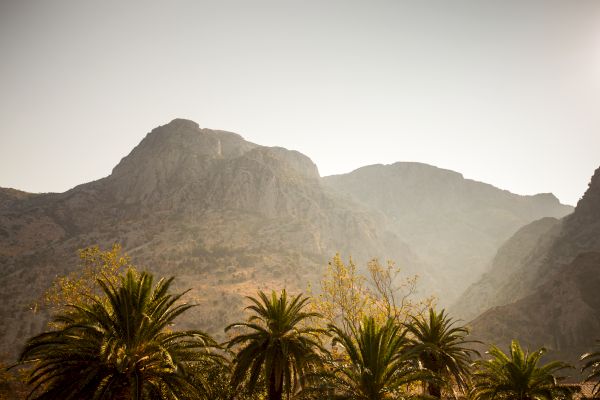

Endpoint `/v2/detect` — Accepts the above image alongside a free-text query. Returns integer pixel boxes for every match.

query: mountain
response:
[324,163,573,303]
[0,119,420,358]
[0,118,572,359]
[451,216,562,321]
[470,252,600,364]
[467,166,600,362]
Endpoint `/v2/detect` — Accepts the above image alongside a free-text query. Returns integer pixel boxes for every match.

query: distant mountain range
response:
[324,163,572,303]
[0,119,574,359]
[462,166,600,364]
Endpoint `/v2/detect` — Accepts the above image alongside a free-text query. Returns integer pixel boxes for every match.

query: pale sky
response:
[1,1,599,205]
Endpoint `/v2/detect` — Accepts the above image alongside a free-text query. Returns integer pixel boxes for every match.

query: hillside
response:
[470,252,600,365]
[468,166,600,363]
[0,119,573,359]
[0,119,420,358]
[324,163,572,304]
[451,216,562,320]
[457,166,600,316]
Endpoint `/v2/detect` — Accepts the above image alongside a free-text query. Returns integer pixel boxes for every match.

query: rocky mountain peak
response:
[531,192,560,203]
[99,119,322,208]
[572,166,600,221]
[166,118,200,130]
[104,119,258,204]
[112,118,254,174]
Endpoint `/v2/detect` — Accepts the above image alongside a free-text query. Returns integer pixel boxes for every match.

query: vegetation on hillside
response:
[19,269,222,399]
[298,316,429,400]
[581,341,600,398]
[2,246,597,400]
[225,290,326,400]
[404,308,479,398]
[471,340,573,400]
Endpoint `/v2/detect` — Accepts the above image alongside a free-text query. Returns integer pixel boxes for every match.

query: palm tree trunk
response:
[428,383,441,398]
[268,370,283,400]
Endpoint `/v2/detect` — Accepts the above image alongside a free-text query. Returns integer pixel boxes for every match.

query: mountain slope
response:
[468,166,600,362]
[470,251,600,364]
[0,119,420,358]
[0,119,575,359]
[451,216,562,320]
[460,166,600,317]
[324,163,573,304]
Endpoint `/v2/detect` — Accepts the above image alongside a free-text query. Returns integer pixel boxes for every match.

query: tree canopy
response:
[225,290,327,400]
[19,269,222,400]
[9,248,595,400]
[471,340,572,400]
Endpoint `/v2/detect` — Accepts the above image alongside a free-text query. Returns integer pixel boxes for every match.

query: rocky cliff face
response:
[0,119,577,360]
[0,119,418,358]
[457,167,600,319]
[324,163,573,304]
[467,166,600,363]
[451,217,562,320]
[470,252,600,364]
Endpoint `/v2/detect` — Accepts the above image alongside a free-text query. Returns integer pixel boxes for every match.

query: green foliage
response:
[16,247,591,400]
[300,316,429,400]
[581,340,600,397]
[19,269,222,400]
[0,360,28,400]
[42,244,133,313]
[471,340,573,400]
[404,308,478,398]
[225,290,327,400]
[366,258,434,325]
[309,254,371,333]
[308,254,434,334]
[186,358,266,400]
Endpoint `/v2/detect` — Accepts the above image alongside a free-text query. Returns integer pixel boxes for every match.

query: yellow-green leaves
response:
[309,253,434,333]
[42,244,136,313]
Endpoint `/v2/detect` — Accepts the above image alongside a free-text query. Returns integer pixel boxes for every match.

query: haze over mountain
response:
[324,164,572,303]
[0,119,418,357]
[465,166,600,363]
[0,119,573,358]
[451,216,563,321]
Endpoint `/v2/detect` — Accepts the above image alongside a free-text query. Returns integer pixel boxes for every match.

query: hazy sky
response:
[1,1,598,205]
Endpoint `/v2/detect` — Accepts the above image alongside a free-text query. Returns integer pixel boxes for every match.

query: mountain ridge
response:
[0,118,575,360]
[323,161,572,303]
[458,166,600,318]
[0,119,420,358]
[467,166,600,364]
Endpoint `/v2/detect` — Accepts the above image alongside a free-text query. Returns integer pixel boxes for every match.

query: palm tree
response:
[299,316,429,400]
[471,340,572,400]
[225,289,326,400]
[581,340,600,397]
[18,270,222,400]
[404,308,478,398]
